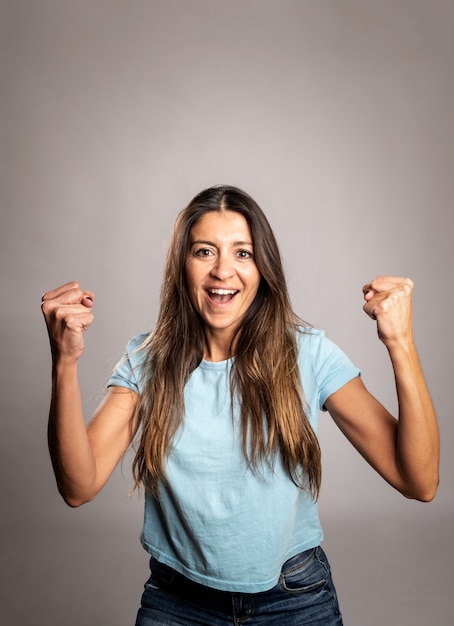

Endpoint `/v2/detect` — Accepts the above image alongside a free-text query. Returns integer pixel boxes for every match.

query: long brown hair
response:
[132,185,321,499]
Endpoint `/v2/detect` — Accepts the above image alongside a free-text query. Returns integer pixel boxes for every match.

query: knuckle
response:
[397,283,411,297]
[65,314,79,328]
[53,306,66,320]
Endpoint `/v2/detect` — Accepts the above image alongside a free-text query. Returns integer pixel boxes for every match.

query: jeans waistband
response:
[149,557,237,614]
[148,547,319,616]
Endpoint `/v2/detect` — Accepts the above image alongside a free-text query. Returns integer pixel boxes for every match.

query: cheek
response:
[184,262,196,291]
[185,263,203,305]
[250,268,262,295]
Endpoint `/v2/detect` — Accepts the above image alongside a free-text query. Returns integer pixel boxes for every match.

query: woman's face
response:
[185,210,261,352]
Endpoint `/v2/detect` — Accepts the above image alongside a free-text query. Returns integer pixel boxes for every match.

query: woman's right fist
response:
[41,281,95,361]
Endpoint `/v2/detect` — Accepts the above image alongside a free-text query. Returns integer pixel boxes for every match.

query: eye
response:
[237,249,253,259]
[194,248,214,257]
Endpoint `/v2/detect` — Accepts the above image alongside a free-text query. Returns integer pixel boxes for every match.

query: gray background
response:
[1,1,453,624]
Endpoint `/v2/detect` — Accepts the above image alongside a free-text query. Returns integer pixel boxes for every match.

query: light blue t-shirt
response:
[108,327,360,593]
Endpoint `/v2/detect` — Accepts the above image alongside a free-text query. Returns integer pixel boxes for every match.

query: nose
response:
[210,253,234,280]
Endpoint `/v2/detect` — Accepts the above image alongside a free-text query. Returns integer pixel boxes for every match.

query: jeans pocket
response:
[279,547,327,593]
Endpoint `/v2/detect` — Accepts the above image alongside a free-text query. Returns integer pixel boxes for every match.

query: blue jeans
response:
[135,546,343,625]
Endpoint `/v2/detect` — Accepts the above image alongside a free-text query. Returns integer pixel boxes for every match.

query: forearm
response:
[388,337,440,501]
[48,359,97,506]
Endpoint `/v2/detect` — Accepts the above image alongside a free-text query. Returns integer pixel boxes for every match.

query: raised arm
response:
[42,282,138,507]
[325,276,439,502]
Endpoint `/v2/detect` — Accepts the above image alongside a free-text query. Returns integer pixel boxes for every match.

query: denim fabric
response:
[135,547,343,625]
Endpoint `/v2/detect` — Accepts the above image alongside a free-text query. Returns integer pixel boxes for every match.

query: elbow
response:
[58,484,97,508]
[404,490,436,503]
[62,495,93,508]
[418,493,437,503]
[401,477,439,503]
[414,484,439,503]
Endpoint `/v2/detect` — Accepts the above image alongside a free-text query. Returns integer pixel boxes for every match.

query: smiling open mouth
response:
[207,288,239,303]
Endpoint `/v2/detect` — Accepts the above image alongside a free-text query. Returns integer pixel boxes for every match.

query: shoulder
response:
[107,333,151,394]
[296,325,326,354]
[121,332,151,371]
[125,332,150,355]
[295,325,359,379]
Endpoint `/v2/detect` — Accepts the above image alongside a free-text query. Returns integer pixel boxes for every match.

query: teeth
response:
[209,289,237,295]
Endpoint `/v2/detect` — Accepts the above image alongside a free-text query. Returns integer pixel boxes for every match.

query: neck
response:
[203,329,237,362]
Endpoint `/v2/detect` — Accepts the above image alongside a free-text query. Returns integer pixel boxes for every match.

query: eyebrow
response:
[190,239,253,247]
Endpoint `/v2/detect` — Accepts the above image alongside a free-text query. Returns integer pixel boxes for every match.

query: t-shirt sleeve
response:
[106,333,149,395]
[308,329,361,411]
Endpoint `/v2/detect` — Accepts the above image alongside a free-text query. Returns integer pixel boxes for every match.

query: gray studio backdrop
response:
[1,1,453,625]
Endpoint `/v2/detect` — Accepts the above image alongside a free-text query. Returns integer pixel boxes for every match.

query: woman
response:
[41,185,439,625]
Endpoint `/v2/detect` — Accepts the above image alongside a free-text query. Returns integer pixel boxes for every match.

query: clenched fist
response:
[363,276,414,347]
[41,281,95,361]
